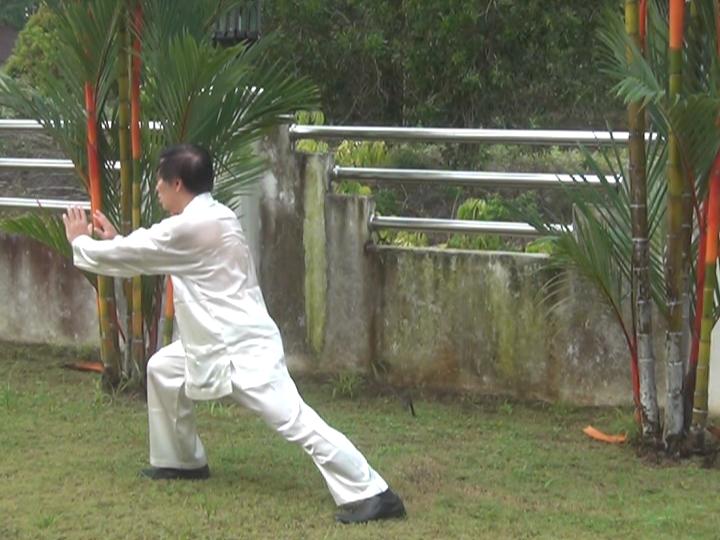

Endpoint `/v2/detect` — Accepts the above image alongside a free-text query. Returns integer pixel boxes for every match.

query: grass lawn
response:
[1,342,719,539]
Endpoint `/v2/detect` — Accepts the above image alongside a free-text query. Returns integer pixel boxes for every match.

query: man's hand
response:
[92,210,119,240]
[62,207,91,243]
[62,207,119,243]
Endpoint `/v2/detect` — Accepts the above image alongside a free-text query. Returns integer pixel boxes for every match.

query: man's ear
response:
[173,179,183,192]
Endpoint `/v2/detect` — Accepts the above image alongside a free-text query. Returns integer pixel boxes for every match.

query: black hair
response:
[157,144,214,194]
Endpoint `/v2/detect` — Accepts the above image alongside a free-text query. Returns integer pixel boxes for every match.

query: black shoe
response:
[139,465,210,480]
[335,488,406,524]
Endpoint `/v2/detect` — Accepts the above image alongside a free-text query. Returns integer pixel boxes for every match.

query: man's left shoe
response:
[139,465,210,480]
[335,488,406,524]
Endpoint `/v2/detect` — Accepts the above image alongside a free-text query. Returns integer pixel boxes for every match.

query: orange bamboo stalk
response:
[84,83,102,213]
[130,0,145,366]
[163,278,174,346]
[639,0,647,49]
[669,0,685,50]
[130,1,143,161]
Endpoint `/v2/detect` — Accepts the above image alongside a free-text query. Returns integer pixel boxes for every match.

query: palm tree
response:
[691,152,720,442]
[129,0,145,372]
[662,0,688,448]
[117,2,134,376]
[0,0,318,389]
[626,0,661,439]
[580,0,720,447]
[520,137,668,445]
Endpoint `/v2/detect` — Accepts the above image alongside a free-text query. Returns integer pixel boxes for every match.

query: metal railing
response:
[0,197,90,210]
[290,124,628,237]
[0,121,619,236]
[333,166,617,189]
[0,119,45,131]
[0,158,75,170]
[0,157,121,171]
[290,125,649,146]
[369,216,557,237]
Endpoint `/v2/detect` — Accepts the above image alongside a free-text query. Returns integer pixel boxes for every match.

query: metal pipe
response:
[0,119,44,130]
[0,157,121,170]
[369,215,561,237]
[290,125,655,146]
[334,166,619,188]
[0,197,91,210]
[0,119,163,131]
[0,157,75,170]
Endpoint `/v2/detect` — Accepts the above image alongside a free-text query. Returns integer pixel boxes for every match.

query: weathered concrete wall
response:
[369,246,656,405]
[0,233,97,346]
[289,189,651,406]
[257,128,311,361]
[321,195,377,370]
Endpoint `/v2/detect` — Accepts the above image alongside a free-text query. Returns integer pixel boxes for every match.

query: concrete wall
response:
[371,246,651,405]
[2,125,719,411]
[0,233,97,346]
[299,191,651,406]
[254,143,641,405]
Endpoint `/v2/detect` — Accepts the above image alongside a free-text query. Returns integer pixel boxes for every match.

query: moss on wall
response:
[302,155,328,355]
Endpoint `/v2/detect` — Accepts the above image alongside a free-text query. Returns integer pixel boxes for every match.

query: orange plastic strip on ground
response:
[62,361,104,374]
[582,425,627,444]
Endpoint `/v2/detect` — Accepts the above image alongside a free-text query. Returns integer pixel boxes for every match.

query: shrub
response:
[4,7,60,93]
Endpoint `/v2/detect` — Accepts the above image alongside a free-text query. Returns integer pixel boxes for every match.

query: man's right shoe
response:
[335,488,406,524]
[139,464,210,480]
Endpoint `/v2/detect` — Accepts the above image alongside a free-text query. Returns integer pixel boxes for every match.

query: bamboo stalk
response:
[690,0,720,441]
[162,277,174,346]
[626,0,660,439]
[117,7,133,374]
[687,194,708,423]
[639,0,647,48]
[130,0,144,369]
[691,151,720,436]
[84,81,121,386]
[664,0,687,444]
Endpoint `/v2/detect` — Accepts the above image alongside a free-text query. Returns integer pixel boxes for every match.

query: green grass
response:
[1,342,719,539]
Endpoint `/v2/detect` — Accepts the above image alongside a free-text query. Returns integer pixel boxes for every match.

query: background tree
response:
[263,0,622,129]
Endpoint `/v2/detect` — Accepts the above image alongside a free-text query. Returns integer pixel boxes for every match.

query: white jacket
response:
[71,193,286,400]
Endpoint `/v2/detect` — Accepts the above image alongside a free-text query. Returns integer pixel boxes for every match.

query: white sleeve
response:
[71,218,201,278]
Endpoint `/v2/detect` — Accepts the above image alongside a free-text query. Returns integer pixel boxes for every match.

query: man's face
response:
[155,174,182,214]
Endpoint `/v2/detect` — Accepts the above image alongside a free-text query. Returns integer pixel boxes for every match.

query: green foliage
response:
[455,197,509,222]
[333,140,388,195]
[294,110,329,153]
[264,1,621,128]
[330,371,364,399]
[385,144,446,170]
[335,140,388,167]
[447,194,538,252]
[373,188,399,215]
[525,238,556,255]
[520,137,669,349]
[334,180,371,196]
[0,211,72,260]
[4,7,60,92]
[478,144,619,175]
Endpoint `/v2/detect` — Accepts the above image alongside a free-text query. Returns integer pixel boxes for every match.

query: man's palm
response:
[63,207,118,243]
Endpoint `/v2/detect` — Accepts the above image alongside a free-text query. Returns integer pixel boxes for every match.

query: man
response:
[62,144,405,524]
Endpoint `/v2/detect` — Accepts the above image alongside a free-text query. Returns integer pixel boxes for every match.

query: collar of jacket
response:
[182,192,215,215]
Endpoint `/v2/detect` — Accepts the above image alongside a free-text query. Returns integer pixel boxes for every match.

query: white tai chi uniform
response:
[71,193,388,505]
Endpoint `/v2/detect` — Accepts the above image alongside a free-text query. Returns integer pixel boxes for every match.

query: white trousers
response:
[146,341,389,505]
